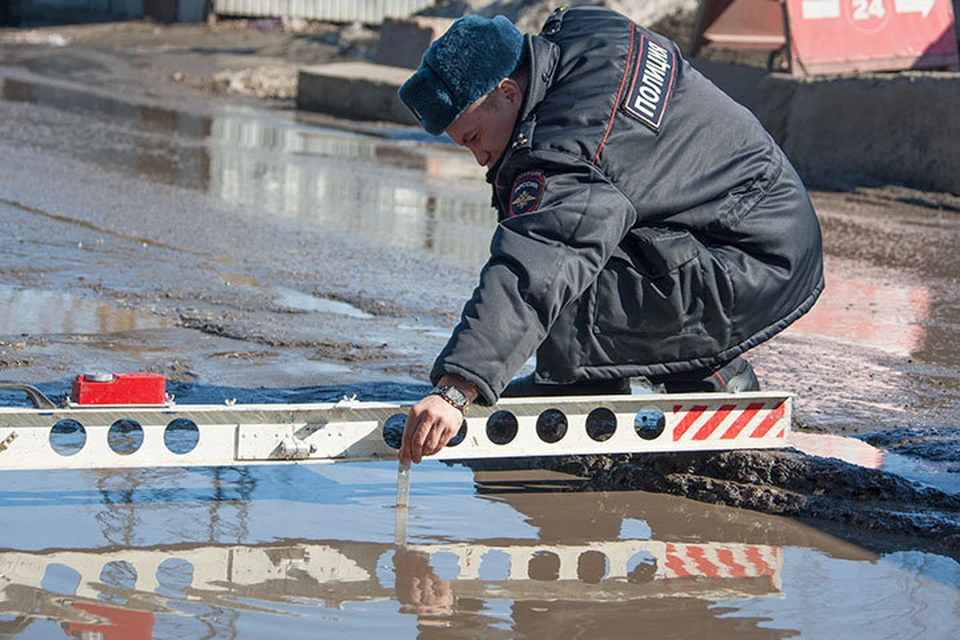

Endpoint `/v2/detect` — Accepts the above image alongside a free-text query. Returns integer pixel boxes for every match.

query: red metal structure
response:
[688,0,960,74]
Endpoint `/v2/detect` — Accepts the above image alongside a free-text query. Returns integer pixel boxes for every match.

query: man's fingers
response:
[422,421,457,457]
[413,416,432,449]
[400,407,437,464]
[399,407,424,464]
[399,395,463,463]
[421,424,444,457]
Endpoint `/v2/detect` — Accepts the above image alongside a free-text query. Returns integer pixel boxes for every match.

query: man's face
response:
[445,79,523,169]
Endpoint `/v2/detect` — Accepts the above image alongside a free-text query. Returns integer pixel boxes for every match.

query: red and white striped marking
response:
[671,400,788,446]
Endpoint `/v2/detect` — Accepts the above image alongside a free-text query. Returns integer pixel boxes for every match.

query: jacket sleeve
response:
[430,158,638,405]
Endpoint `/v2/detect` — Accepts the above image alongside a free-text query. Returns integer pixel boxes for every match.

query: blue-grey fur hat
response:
[398,15,524,136]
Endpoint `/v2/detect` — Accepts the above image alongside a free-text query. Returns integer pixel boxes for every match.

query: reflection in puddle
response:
[792,431,960,495]
[273,285,372,319]
[0,286,172,335]
[0,538,786,635]
[0,77,211,139]
[0,77,212,191]
[786,261,931,357]
[208,112,494,269]
[0,464,957,638]
[791,431,885,469]
[0,78,496,269]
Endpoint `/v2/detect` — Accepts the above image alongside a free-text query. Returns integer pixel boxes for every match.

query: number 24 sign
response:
[787,0,959,73]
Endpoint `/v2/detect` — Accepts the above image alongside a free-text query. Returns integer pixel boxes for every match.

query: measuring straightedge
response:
[0,373,792,471]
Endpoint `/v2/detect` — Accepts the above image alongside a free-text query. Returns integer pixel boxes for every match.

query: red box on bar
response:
[71,373,167,405]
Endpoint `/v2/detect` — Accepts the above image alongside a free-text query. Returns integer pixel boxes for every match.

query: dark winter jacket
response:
[432,6,824,405]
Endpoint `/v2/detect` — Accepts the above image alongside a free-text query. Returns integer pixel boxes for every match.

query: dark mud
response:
[864,426,960,466]
[463,445,960,555]
[576,451,960,548]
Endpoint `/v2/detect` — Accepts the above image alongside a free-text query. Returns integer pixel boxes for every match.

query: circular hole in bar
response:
[536,409,567,443]
[577,550,608,584]
[156,557,194,594]
[383,413,407,450]
[634,407,666,440]
[626,551,658,584]
[528,551,561,581]
[486,410,518,445]
[586,407,617,442]
[99,560,137,592]
[108,418,144,455]
[164,418,200,455]
[50,419,86,456]
[447,420,468,447]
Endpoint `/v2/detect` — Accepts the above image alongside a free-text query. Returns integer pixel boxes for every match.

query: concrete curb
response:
[297,62,417,126]
[696,60,960,195]
[766,74,960,195]
[298,60,960,196]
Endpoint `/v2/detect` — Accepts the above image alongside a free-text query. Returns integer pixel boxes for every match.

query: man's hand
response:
[399,394,464,464]
[399,376,478,464]
[394,549,455,617]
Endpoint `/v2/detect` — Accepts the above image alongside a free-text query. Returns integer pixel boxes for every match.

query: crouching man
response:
[397,7,823,464]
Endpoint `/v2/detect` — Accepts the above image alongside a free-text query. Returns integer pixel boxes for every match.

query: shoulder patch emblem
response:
[509,170,545,217]
[622,35,677,133]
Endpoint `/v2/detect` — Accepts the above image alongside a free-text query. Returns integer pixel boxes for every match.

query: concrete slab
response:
[296,57,960,195]
[758,73,960,195]
[297,61,417,126]
[694,59,960,194]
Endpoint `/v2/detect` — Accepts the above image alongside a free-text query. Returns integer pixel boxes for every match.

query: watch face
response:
[432,385,468,410]
[445,386,467,406]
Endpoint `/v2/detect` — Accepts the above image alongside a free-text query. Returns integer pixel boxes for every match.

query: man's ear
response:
[499,78,522,106]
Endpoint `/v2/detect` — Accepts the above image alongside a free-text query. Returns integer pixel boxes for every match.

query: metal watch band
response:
[428,385,469,412]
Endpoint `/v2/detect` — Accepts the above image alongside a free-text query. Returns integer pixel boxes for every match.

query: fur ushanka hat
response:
[398,15,524,136]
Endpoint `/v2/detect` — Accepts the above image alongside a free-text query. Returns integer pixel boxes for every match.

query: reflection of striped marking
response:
[673,402,787,444]
[662,543,781,581]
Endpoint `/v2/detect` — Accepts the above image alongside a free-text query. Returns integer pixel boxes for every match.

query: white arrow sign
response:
[802,0,841,19]
[894,0,936,17]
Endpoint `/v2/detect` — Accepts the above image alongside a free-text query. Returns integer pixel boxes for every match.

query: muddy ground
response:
[2,18,960,556]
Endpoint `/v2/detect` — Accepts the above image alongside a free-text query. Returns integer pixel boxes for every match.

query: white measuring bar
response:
[0,392,791,471]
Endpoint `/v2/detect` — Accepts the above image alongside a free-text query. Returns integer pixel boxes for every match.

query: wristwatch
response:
[428,384,470,412]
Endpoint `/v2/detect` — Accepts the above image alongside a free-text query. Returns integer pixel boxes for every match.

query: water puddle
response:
[0,285,172,336]
[787,264,931,357]
[793,431,960,497]
[0,76,494,269]
[0,77,211,139]
[0,463,957,639]
[273,285,372,319]
[207,109,493,268]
